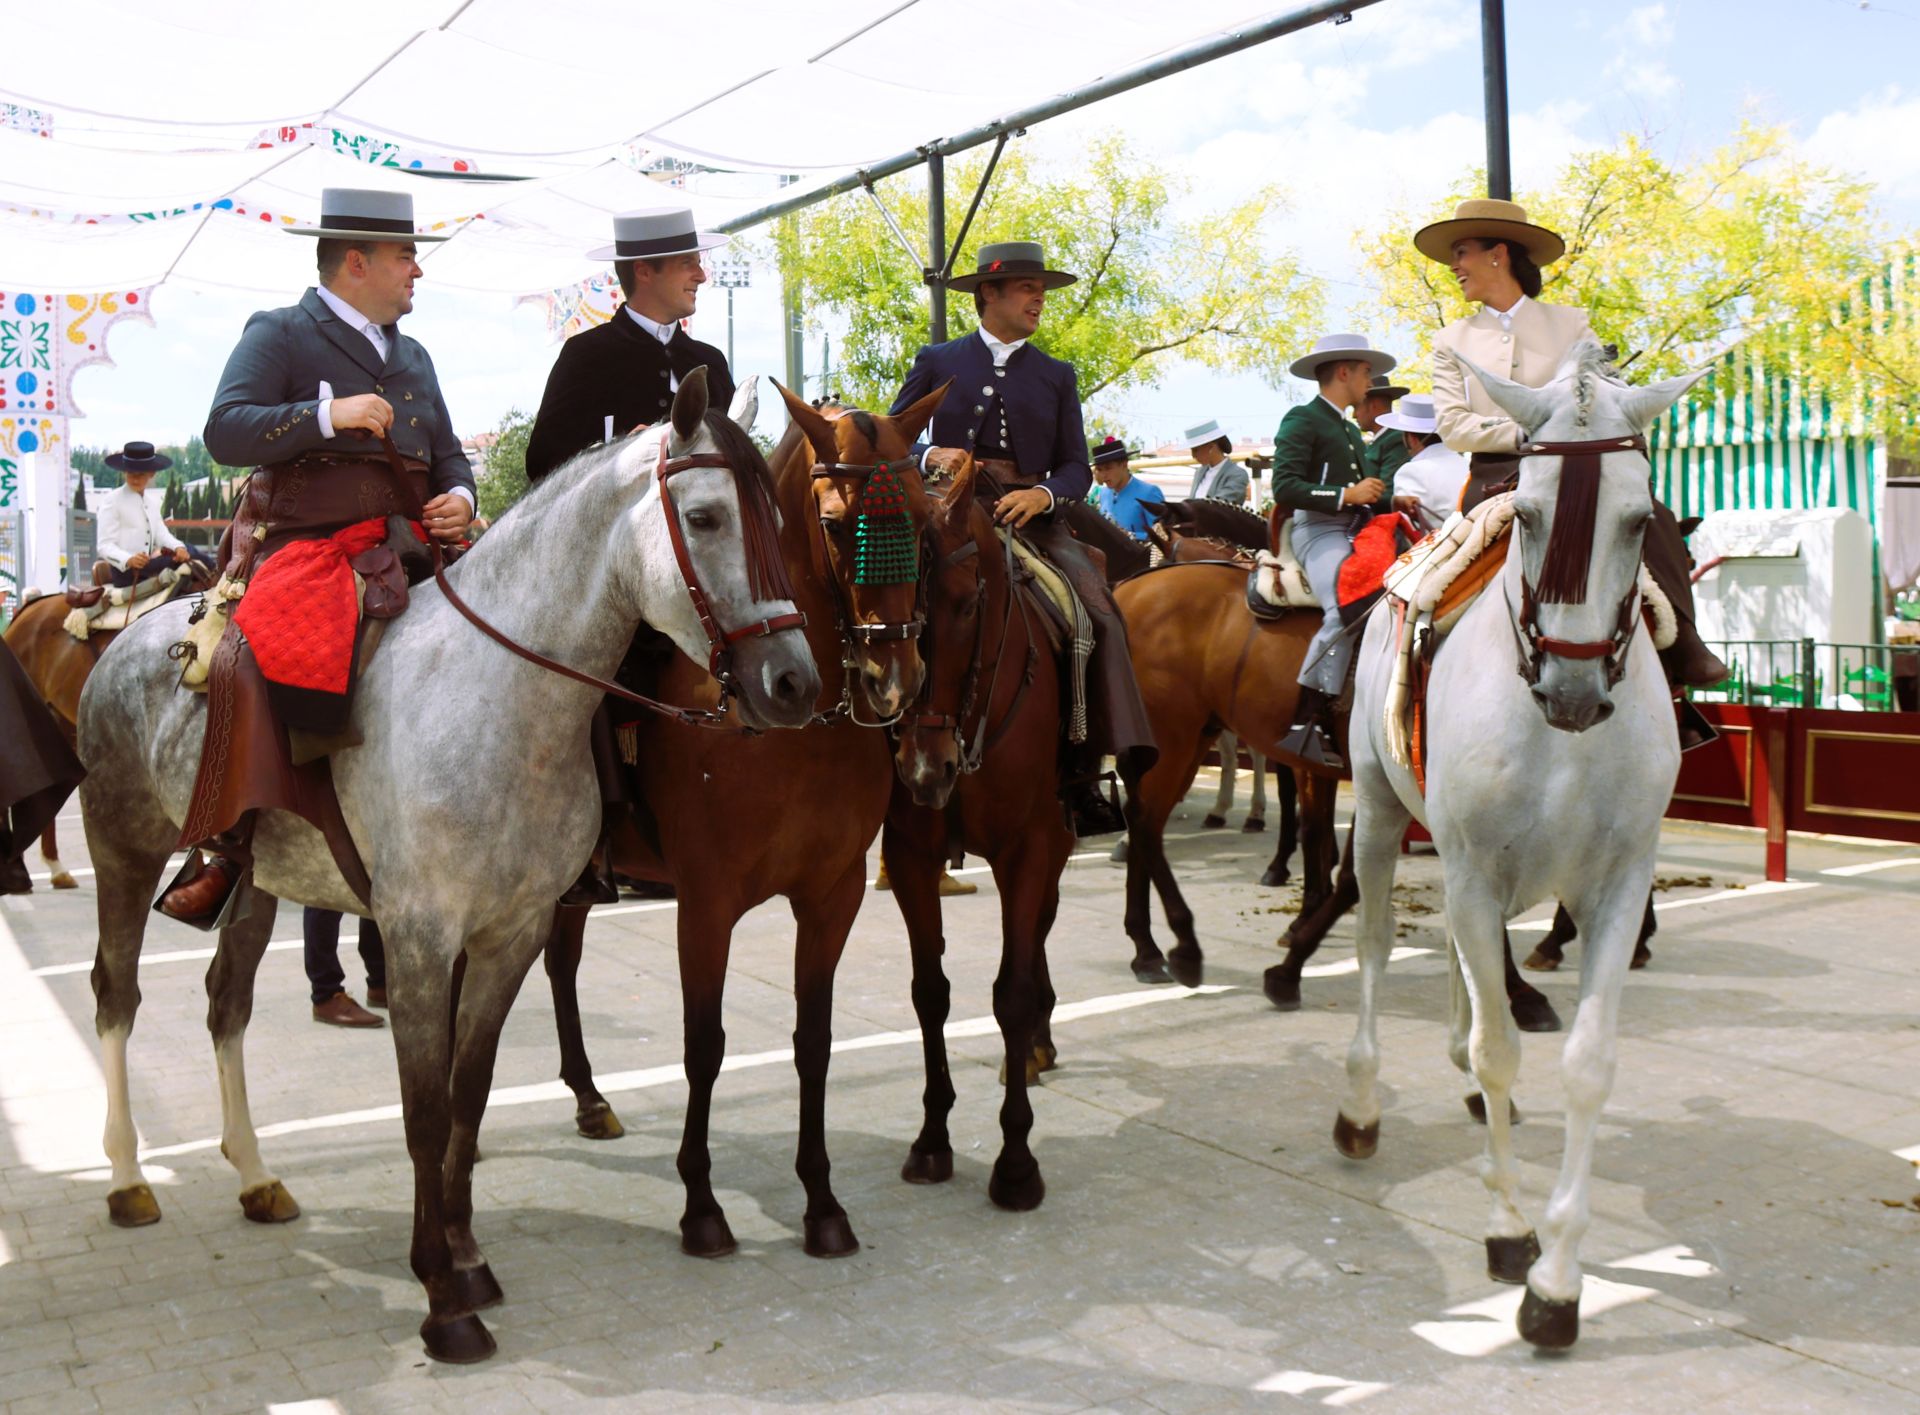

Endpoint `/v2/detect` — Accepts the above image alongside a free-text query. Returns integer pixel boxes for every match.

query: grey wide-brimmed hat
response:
[1183,418,1228,448]
[588,208,730,262]
[1289,333,1397,381]
[1375,393,1439,435]
[946,241,1078,294]
[103,440,172,474]
[1413,197,1566,266]
[285,188,450,242]
[1365,373,1410,402]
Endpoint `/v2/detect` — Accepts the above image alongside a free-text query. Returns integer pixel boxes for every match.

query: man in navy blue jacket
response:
[890,242,1154,833]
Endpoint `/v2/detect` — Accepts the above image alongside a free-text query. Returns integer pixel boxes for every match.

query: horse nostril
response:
[774,669,805,703]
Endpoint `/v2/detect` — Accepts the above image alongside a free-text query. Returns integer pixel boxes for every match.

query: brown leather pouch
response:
[351,545,409,621]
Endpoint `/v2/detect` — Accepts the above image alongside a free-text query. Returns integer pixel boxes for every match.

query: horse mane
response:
[1057,498,1150,576]
[1167,498,1267,550]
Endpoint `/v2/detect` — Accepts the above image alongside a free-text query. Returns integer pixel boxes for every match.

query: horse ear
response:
[775,379,839,462]
[669,365,711,451]
[727,373,760,434]
[1616,367,1709,432]
[887,379,951,449]
[1677,515,1703,539]
[1443,346,1557,434]
[935,453,979,539]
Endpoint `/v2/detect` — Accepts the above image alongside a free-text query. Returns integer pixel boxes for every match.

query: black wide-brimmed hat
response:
[947,241,1078,294]
[589,207,729,262]
[103,440,172,474]
[1366,373,1410,402]
[1090,436,1134,466]
[285,188,450,243]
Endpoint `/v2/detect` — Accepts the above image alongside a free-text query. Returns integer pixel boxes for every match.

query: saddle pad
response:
[1250,519,1319,611]
[231,518,387,696]
[1336,515,1414,618]
[63,566,189,640]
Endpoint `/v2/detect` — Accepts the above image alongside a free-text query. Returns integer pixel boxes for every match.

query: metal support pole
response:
[927,151,947,344]
[726,286,735,371]
[1481,0,1512,200]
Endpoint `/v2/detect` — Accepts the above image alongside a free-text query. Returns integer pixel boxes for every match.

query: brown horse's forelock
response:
[1534,453,1603,605]
[704,410,797,604]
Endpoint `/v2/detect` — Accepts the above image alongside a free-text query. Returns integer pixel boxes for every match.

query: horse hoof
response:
[1258,866,1291,888]
[901,1147,954,1185]
[1166,949,1204,988]
[803,1212,860,1258]
[51,871,79,890]
[1486,1232,1541,1284]
[1201,813,1227,829]
[1517,1286,1580,1349]
[1032,1041,1059,1076]
[238,1180,300,1224]
[1263,966,1301,1011]
[1242,817,1266,833]
[987,1158,1046,1212]
[680,1212,738,1259]
[1510,989,1562,1033]
[1630,946,1652,971]
[1132,956,1174,986]
[420,1311,496,1364]
[1520,947,1561,972]
[1332,1112,1379,1160]
[451,1262,504,1311]
[575,1102,626,1141]
[1463,1093,1521,1126]
[107,1184,162,1228]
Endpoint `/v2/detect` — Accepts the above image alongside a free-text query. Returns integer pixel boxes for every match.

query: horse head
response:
[622,367,820,729]
[778,379,945,722]
[893,449,988,808]
[1449,338,1704,731]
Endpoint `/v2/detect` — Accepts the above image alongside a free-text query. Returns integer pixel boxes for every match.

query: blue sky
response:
[67,0,1920,458]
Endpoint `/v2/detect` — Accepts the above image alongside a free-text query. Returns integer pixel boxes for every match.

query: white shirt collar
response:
[315,283,389,355]
[625,306,678,344]
[1488,293,1530,331]
[977,327,1027,368]
[1317,393,1348,418]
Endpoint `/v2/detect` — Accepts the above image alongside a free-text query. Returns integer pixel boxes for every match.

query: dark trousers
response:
[303,908,385,1006]
[109,547,212,589]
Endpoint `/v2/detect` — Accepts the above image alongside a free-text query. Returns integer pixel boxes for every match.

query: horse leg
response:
[1259,764,1297,888]
[1149,838,1205,988]
[1448,886,1539,1291]
[1204,730,1235,828]
[1137,732,1208,986]
[675,899,737,1258]
[885,811,956,1185]
[1332,776,1409,1159]
[1518,874,1649,1350]
[443,932,548,1315]
[1264,802,1354,1011]
[1029,924,1060,1080]
[789,856,867,1258]
[1522,904,1577,972]
[985,843,1058,1213]
[1245,753,1268,830]
[41,820,77,890]
[1504,930,1562,1032]
[1631,890,1655,969]
[1294,770,1339,918]
[543,902,624,1139]
[383,931,492,1362]
[1120,753,1175,984]
[204,893,300,1223]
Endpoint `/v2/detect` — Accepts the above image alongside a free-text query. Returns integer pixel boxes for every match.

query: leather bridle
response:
[1506,433,1649,690]
[808,454,931,728]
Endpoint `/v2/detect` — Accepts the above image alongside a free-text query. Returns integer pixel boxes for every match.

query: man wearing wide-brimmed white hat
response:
[525,208,734,483]
[1183,419,1248,504]
[1271,333,1403,769]
[1373,393,1464,534]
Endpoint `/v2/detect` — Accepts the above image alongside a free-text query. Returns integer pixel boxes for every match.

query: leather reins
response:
[1505,433,1649,689]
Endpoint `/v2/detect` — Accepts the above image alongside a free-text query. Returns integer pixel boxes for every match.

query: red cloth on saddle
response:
[1337,513,1415,609]
[231,518,389,694]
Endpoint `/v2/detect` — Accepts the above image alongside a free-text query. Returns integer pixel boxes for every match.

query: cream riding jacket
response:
[1432,298,1592,453]
[95,485,185,570]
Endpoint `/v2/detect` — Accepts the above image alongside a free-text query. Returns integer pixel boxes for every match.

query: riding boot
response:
[1644,499,1729,689]
[156,823,252,928]
[1278,687,1344,771]
[559,817,621,907]
[1063,744,1127,838]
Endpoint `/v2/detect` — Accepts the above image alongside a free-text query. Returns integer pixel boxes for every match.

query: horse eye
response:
[685,510,718,531]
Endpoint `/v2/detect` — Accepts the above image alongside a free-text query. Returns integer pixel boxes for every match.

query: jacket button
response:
[1501,334,1510,343]
[374,384,384,392]
[410,417,419,427]
[973,405,984,415]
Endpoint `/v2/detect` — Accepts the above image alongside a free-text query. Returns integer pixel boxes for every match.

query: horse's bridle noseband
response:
[1507,433,1649,689]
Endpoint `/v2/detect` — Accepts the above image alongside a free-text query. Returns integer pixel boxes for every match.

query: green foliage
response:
[767,135,1324,411]
[477,409,533,521]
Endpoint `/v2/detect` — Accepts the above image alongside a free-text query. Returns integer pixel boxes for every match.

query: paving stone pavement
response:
[3,776,1918,1413]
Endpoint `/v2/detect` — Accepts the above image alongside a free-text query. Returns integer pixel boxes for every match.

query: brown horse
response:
[883,455,1078,1210]
[542,383,945,1258]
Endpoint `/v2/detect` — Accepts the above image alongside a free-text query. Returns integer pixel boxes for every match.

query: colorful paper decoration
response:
[0,287,153,508]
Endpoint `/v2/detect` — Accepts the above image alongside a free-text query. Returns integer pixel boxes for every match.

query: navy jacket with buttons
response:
[889,331,1091,505]
[203,288,475,501]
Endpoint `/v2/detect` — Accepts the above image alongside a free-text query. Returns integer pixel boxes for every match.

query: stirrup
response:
[152,849,253,932]
[1064,770,1126,838]
[1676,697,1720,753]
[1278,717,1344,771]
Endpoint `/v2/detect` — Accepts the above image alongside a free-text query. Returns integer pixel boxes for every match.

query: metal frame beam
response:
[1481,0,1512,200]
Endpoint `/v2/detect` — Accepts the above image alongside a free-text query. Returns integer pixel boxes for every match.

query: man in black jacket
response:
[525,208,734,481]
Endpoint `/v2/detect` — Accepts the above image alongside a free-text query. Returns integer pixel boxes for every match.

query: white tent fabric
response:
[0,0,1300,293]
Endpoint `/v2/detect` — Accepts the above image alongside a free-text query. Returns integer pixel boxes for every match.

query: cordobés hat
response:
[589,208,730,262]
[1183,418,1228,448]
[103,440,172,474]
[1375,394,1439,435]
[1413,197,1566,266]
[1090,436,1134,466]
[946,241,1078,294]
[1365,373,1410,402]
[284,188,450,242]
[1289,333,1397,381]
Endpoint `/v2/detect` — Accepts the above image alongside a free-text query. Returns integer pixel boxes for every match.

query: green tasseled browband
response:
[852,461,919,586]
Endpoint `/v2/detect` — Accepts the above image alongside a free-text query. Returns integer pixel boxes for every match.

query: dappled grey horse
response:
[76,371,819,1362]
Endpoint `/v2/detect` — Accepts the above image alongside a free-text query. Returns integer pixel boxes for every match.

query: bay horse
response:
[75,370,817,1362]
[884,453,1078,1209]
[1333,341,1699,1349]
[542,382,947,1259]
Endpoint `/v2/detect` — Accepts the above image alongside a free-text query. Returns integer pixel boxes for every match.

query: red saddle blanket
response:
[1336,513,1416,621]
[231,518,388,696]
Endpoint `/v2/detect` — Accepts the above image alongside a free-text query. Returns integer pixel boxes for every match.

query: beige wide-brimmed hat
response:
[1289,332,1397,382]
[1413,197,1566,266]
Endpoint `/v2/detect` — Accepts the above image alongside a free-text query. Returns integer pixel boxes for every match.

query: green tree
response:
[476,410,533,521]
[768,135,1324,411]
[1362,125,1905,407]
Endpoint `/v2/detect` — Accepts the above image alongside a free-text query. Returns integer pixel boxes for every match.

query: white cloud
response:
[1618,4,1675,48]
[1803,85,1920,200]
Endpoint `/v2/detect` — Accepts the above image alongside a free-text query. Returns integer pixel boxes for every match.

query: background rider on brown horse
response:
[93,441,215,588]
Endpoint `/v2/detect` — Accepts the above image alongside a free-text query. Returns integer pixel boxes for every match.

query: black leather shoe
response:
[1068,782,1127,838]
[559,862,620,907]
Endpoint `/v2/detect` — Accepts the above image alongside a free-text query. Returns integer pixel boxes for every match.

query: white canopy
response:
[0,0,1314,294]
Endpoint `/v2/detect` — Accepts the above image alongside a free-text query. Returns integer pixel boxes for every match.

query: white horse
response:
[1334,340,1702,1349]
[75,371,819,1362]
